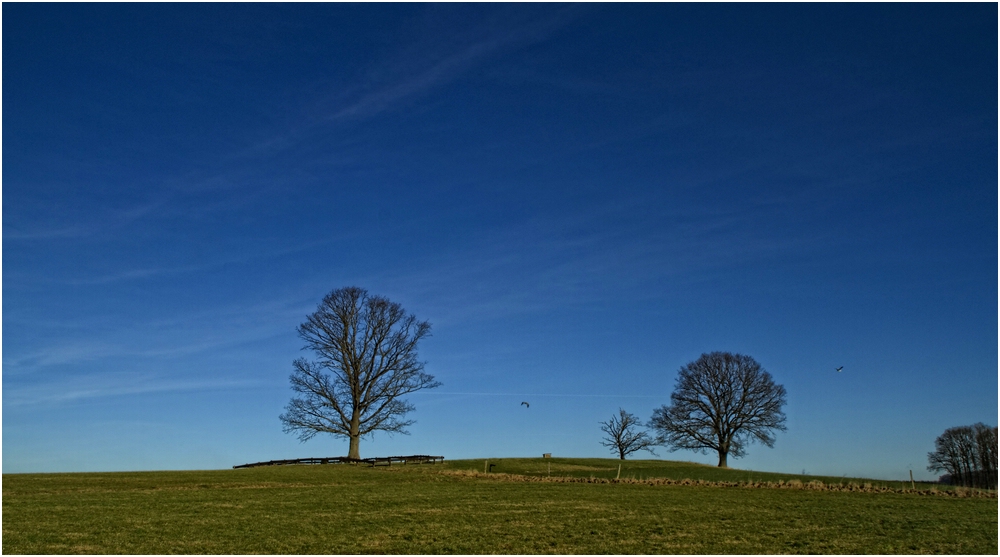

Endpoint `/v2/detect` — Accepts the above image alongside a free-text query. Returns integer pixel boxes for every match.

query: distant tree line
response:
[927,423,997,489]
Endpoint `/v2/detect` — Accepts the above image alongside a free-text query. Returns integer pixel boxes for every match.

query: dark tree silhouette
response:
[600,408,658,460]
[927,423,997,489]
[649,352,787,467]
[279,287,440,459]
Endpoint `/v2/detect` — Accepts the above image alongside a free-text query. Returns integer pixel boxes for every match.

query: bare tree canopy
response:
[279,287,440,459]
[927,422,997,489]
[649,352,787,467]
[600,408,658,460]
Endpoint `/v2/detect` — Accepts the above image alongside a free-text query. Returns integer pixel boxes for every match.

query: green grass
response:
[4,458,996,554]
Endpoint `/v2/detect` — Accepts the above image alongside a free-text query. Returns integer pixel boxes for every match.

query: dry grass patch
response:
[441,468,996,498]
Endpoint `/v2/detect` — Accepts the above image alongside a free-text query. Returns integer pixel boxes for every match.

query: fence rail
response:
[233,455,444,469]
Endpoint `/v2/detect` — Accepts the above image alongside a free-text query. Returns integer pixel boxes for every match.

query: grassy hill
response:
[4,457,996,554]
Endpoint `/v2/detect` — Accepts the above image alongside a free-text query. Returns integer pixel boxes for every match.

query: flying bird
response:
[835,366,843,373]
[520,401,530,408]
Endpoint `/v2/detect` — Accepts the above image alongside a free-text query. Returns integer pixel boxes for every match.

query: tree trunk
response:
[348,435,360,460]
[348,410,361,459]
[717,438,729,467]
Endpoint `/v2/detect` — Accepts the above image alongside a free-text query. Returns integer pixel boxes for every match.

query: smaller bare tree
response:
[600,408,658,460]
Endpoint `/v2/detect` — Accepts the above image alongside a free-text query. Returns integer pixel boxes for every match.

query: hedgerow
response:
[443,470,997,498]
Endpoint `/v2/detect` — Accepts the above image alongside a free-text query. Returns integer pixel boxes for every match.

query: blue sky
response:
[3,4,996,480]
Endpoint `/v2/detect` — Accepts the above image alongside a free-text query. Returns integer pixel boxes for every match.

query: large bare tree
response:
[649,352,786,467]
[279,287,440,459]
[600,408,658,460]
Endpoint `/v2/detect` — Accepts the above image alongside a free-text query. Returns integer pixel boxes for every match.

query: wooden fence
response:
[233,455,444,469]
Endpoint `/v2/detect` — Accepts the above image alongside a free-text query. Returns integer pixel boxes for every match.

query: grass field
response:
[4,458,996,554]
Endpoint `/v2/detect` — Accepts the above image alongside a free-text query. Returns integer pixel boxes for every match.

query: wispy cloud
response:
[326,39,508,121]
[325,7,580,122]
[354,192,839,332]
[3,194,173,245]
[13,235,350,287]
[221,5,588,165]
[5,294,312,376]
[3,224,96,241]
[4,342,124,370]
[3,8,580,249]
[4,373,263,408]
